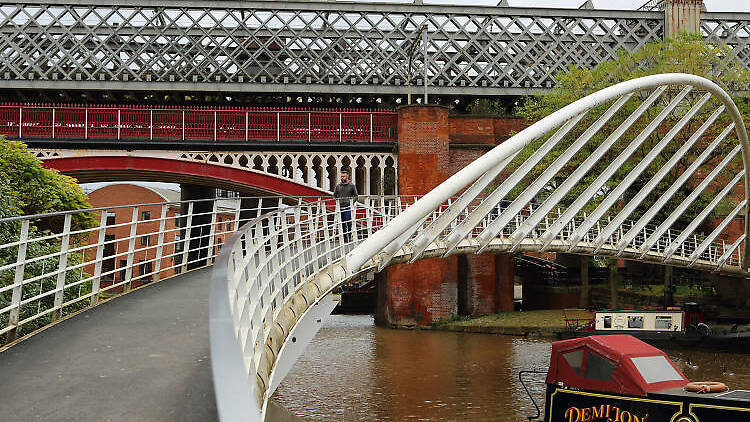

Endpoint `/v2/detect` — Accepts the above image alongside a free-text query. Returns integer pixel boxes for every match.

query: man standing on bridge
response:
[333,170,358,242]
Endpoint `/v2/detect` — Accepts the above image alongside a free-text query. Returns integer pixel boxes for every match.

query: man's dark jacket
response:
[333,182,358,209]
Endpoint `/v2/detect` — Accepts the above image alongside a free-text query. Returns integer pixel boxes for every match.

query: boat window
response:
[655,316,672,330]
[563,349,584,375]
[603,315,612,328]
[627,316,644,329]
[631,356,684,384]
[584,352,615,381]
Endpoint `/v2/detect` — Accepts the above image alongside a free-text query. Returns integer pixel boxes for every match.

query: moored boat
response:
[529,335,750,422]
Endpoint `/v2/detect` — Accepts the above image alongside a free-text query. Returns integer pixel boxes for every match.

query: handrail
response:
[209,74,750,422]
[0,195,393,346]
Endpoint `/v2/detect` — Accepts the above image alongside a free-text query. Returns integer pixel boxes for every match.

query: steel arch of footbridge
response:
[210,74,750,421]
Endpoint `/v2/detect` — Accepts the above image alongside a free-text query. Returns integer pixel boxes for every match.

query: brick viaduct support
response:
[376,105,527,326]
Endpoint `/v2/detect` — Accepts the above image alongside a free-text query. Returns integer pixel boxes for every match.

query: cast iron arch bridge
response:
[10,106,400,197]
[0,74,749,421]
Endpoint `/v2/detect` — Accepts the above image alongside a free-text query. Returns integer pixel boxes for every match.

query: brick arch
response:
[42,156,331,198]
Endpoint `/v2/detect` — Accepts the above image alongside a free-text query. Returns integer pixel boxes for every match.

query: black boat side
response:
[545,384,750,422]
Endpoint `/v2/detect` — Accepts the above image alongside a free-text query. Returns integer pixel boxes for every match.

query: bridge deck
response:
[0,269,217,422]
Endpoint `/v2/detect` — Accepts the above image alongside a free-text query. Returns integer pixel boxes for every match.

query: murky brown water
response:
[273,315,750,422]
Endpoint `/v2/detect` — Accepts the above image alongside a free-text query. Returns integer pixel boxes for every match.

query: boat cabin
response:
[546,334,688,396]
[543,335,750,422]
[593,310,684,332]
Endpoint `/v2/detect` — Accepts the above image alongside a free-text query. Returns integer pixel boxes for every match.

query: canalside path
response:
[0,269,217,422]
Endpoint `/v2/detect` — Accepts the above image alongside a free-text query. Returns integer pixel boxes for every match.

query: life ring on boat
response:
[684,381,728,393]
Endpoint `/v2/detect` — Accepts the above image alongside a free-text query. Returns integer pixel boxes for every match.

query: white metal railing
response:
[209,195,746,421]
[1,191,741,347]
[0,195,347,346]
[0,194,745,416]
[210,74,750,422]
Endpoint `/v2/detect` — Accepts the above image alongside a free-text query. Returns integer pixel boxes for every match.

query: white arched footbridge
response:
[210,74,750,421]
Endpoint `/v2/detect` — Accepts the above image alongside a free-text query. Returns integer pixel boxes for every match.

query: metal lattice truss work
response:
[0,0,663,96]
[701,12,750,75]
[31,149,397,196]
[211,74,750,422]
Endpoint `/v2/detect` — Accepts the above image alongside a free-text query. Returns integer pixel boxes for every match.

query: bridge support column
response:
[380,105,460,325]
[608,259,619,309]
[664,265,674,308]
[180,184,215,270]
[457,254,515,315]
[665,0,702,39]
[579,256,590,309]
[495,254,515,312]
[377,105,518,325]
[377,257,458,326]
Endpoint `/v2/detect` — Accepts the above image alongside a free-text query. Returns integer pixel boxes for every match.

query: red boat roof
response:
[546,335,688,396]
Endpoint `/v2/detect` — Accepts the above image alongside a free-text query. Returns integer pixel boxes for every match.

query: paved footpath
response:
[0,268,217,422]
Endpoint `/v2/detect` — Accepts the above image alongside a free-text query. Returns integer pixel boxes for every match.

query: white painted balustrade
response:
[209,74,749,421]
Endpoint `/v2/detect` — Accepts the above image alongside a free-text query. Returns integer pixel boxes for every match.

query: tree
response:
[511,33,750,229]
[0,139,96,231]
[0,139,95,341]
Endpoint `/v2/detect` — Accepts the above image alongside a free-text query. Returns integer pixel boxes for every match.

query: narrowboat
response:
[560,307,750,351]
[530,335,750,422]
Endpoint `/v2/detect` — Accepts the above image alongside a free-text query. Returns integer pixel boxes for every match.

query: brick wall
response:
[84,184,235,291]
[378,108,521,326]
[448,115,527,146]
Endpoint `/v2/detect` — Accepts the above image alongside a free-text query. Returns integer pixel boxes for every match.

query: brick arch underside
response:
[43,156,331,198]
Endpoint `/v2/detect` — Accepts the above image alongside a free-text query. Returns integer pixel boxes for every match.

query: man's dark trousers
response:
[341,208,352,242]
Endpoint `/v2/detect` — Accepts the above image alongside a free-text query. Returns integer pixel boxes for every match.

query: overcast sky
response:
[416,0,750,12]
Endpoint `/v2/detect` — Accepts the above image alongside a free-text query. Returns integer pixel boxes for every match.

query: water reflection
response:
[273,315,550,421]
[273,315,749,421]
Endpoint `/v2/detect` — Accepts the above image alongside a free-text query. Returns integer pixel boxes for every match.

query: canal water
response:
[273,315,750,422]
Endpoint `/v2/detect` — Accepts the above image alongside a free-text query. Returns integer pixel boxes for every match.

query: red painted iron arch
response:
[42,156,331,199]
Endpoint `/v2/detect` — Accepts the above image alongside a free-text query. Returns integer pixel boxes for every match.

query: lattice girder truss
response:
[0,0,664,95]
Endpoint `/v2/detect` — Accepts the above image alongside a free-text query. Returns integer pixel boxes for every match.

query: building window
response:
[138,260,153,276]
[106,211,116,226]
[141,211,151,220]
[119,259,127,281]
[175,233,183,252]
[140,235,151,246]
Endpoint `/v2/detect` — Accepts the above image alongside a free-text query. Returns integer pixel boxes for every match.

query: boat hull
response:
[544,385,750,422]
[557,330,750,351]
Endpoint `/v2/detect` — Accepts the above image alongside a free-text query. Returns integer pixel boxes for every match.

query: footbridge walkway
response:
[1,74,749,421]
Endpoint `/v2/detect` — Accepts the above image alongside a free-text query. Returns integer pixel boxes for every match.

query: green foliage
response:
[0,138,96,232]
[518,33,750,121]
[507,34,750,228]
[466,98,513,117]
[0,140,95,341]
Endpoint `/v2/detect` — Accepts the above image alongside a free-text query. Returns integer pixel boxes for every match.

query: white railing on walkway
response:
[210,74,750,422]
[0,195,331,345]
